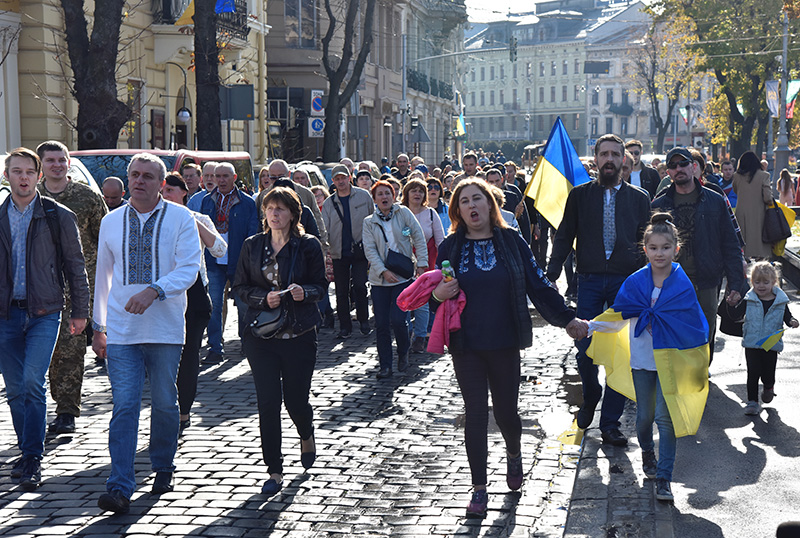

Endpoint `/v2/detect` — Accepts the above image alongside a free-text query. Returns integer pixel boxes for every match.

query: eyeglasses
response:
[666,159,693,170]
[629,150,641,156]
[268,175,283,180]
[427,184,441,191]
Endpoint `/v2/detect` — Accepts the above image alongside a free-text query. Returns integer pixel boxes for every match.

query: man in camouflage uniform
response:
[36,140,108,434]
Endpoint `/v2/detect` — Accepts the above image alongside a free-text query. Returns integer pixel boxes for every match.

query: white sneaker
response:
[744,401,760,415]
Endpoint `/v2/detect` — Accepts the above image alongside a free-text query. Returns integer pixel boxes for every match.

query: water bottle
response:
[441,260,455,282]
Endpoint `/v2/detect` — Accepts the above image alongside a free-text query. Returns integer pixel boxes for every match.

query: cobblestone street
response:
[0,310,583,537]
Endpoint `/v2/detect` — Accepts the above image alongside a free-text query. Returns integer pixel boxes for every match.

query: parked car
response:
[0,154,101,196]
[316,162,342,187]
[70,149,255,196]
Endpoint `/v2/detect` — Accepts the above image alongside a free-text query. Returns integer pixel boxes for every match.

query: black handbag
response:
[762,203,791,244]
[377,223,415,279]
[250,243,299,339]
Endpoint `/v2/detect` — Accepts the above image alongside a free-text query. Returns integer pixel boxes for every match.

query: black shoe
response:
[359,321,372,336]
[179,418,191,435]
[19,457,41,491]
[655,478,674,502]
[301,434,316,470]
[642,449,657,479]
[397,353,409,372]
[376,367,392,379]
[152,471,174,494]
[601,429,628,446]
[322,312,335,329]
[48,414,76,434]
[10,455,28,480]
[411,336,425,354]
[98,490,130,514]
[205,350,224,363]
[576,400,598,429]
[336,329,351,339]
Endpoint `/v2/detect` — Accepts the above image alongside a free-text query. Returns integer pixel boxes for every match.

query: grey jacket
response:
[321,186,373,259]
[362,205,427,286]
[0,194,89,319]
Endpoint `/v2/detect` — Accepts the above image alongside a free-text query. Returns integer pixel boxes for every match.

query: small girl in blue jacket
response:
[733,262,798,415]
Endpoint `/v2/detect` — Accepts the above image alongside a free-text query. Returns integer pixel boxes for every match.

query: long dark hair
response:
[164,172,188,204]
[736,151,761,180]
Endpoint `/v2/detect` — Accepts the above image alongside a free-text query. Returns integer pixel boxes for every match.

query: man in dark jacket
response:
[625,139,661,199]
[0,147,89,491]
[546,134,651,446]
[651,147,745,364]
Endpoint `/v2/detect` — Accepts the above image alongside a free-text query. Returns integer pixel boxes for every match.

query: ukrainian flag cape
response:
[587,263,709,437]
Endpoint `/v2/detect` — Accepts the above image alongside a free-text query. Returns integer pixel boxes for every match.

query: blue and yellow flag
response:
[523,117,590,229]
[455,91,466,137]
[756,329,785,351]
[587,263,709,437]
[175,0,236,26]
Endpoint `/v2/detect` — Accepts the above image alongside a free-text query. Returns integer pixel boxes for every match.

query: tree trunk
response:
[322,94,342,161]
[194,0,223,150]
[61,0,131,149]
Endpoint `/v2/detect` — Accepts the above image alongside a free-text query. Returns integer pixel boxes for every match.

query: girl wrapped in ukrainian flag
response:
[583,213,709,503]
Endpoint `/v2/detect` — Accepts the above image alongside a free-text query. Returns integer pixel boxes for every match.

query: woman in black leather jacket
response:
[232,187,326,497]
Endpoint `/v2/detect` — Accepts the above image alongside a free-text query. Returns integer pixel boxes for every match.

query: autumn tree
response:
[320,0,377,161]
[194,0,223,151]
[61,0,131,149]
[629,16,699,153]
[655,0,800,158]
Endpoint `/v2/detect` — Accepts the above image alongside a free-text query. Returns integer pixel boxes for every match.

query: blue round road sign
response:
[311,96,323,112]
[311,119,324,131]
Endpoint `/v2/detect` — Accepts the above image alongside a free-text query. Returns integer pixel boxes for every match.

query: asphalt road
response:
[672,296,800,537]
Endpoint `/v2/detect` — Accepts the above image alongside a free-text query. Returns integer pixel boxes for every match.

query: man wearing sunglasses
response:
[652,147,745,364]
[624,140,660,199]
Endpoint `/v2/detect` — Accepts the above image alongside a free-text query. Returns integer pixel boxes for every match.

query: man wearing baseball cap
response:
[322,165,373,338]
[652,147,745,363]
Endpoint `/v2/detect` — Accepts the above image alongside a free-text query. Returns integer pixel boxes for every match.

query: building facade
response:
[8,0,270,161]
[266,0,467,165]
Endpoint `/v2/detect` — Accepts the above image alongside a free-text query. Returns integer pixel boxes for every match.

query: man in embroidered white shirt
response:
[92,153,201,514]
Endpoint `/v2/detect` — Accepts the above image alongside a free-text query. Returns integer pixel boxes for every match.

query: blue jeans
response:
[575,272,628,432]
[0,307,60,458]
[207,262,247,354]
[371,282,411,370]
[411,304,429,339]
[632,369,676,481]
[105,343,182,497]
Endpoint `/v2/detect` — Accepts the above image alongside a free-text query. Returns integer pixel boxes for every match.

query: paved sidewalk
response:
[0,311,583,537]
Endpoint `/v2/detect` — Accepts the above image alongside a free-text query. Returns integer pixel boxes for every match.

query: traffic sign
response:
[310,90,325,117]
[309,117,325,138]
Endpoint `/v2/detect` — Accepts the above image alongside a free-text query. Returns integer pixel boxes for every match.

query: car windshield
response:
[77,154,178,194]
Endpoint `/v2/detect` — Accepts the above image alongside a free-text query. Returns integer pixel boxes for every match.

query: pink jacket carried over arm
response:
[396,269,467,353]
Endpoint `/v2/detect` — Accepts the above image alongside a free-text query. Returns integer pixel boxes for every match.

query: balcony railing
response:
[152,0,250,41]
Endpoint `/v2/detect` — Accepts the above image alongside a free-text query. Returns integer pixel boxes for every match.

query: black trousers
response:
[332,256,369,331]
[452,347,522,486]
[177,275,212,416]
[243,329,317,475]
[745,347,778,402]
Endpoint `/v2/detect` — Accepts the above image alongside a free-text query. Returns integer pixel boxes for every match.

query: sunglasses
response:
[427,184,441,191]
[629,150,641,156]
[666,159,693,170]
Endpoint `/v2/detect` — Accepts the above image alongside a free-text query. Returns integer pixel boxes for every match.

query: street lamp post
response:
[774,10,791,185]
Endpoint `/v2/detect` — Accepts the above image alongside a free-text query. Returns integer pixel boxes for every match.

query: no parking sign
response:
[310,90,325,116]
[308,117,325,138]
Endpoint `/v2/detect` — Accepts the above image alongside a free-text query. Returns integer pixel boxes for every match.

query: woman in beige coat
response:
[733,151,774,259]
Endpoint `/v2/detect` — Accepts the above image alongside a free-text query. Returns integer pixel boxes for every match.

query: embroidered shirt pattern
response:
[125,205,168,285]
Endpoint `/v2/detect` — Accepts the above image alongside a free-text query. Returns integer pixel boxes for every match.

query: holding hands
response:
[566,318,589,340]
